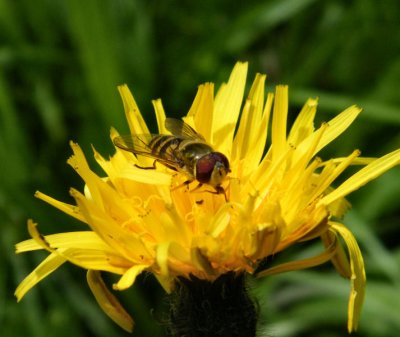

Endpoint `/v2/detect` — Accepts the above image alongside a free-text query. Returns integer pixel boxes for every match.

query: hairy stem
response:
[167,272,257,337]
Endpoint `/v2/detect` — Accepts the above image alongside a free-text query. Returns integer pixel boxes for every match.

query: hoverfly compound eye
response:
[218,153,230,172]
[195,152,230,185]
[195,154,216,183]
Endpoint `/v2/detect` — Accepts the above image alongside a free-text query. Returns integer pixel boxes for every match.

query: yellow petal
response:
[70,188,150,262]
[114,164,172,186]
[15,252,66,301]
[319,156,376,166]
[35,191,86,223]
[317,105,361,153]
[247,91,273,164]
[191,247,215,276]
[16,231,112,253]
[206,203,232,237]
[320,149,400,206]
[184,82,214,143]
[296,105,361,159]
[245,223,282,259]
[156,242,171,277]
[232,73,266,160]
[329,222,366,333]
[93,146,171,186]
[213,62,248,156]
[256,236,337,278]
[271,85,289,161]
[321,230,351,278]
[68,141,105,211]
[60,248,131,274]
[87,270,134,332]
[153,274,174,294]
[326,194,352,219]
[27,219,54,252]
[309,149,361,202]
[289,122,328,172]
[18,224,133,274]
[233,76,272,178]
[152,99,167,134]
[249,146,294,199]
[113,264,148,290]
[288,98,318,146]
[117,84,149,135]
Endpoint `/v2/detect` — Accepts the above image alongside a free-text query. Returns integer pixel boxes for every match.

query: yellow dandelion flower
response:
[15,62,400,333]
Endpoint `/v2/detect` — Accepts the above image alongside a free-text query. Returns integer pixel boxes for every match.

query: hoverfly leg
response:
[192,184,229,202]
[204,185,228,202]
[190,182,203,193]
[215,185,229,202]
[171,179,194,192]
[134,160,157,170]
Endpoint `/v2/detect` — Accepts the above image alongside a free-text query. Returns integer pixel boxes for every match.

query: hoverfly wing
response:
[113,134,182,170]
[165,118,205,141]
[113,134,155,156]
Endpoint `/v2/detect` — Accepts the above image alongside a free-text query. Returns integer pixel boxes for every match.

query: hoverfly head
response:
[195,152,230,187]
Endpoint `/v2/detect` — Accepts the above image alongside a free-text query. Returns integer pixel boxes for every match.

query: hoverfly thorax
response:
[195,152,230,187]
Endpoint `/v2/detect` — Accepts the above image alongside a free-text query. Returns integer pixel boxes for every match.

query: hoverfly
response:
[113,118,230,198]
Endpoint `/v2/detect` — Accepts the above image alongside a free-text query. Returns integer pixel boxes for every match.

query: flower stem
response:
[167,272,257,337]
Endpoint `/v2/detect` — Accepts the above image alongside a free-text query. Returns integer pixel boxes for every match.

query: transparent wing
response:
[113,134,155,156]
[113,134,181,170]
[165,118,205,141]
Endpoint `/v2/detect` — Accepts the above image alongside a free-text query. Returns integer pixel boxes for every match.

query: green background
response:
[1,0,400,336]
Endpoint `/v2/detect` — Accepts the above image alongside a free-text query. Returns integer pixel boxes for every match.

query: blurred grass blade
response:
[225,0,318,53]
